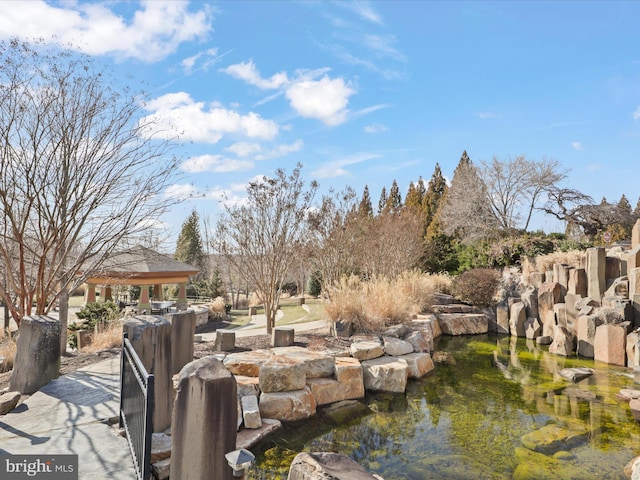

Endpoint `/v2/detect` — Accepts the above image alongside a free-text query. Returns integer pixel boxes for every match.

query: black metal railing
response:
[120,333,155,480]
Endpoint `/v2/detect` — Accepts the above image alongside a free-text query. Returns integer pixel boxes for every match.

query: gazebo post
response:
[153,284,162,301]
[104,285,113,302]
[84,283,97,305]
[177,282,188,311]
[138,284,151,313]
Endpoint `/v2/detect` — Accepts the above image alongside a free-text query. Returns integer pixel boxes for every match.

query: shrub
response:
[69,301,120,349]
[82,319,123,353]
[307,271,322,297]
[208,296,228,320]
[0,335,16,373]
[521,250,585,280]
[325,272,454,333]
[452,268,501,306]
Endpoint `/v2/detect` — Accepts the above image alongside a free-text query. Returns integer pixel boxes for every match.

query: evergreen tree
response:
[175,210,206,274]
[404,181,423,215]
[384,179,402,214]
[378,186,387,215]
[358,185,374,217]
[423,163,448,231]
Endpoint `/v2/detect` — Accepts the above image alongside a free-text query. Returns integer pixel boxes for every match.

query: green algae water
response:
[247,334,640,479]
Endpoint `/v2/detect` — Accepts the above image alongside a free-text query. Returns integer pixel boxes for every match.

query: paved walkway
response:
[0,311,330,479]
[0,356,136,479]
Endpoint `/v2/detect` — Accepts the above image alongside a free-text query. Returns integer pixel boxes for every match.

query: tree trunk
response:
[58,288,69,355]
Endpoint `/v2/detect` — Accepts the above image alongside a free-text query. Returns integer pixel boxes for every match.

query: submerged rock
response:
[558,367,594,383]
[521,424,589,455]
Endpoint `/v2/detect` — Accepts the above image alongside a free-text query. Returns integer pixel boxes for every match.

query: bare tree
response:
[307,187,360,295]
[0,39,177,351]
[480,155,567,231]
[215,164,317,334]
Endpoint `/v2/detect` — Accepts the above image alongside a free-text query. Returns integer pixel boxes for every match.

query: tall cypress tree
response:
[358,185,374,217]
[384,179,402,214]
[404,181,423,214]
[175,209,206,275]
[423,163,448,231]
[378,186,387,215]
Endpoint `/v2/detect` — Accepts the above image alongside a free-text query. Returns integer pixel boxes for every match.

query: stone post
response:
[568,268,587,296]
[104,286,113,302]
[272,327,295,347]
[176,282,188,311]
[123,315,173,432]
[249,306,258,316]
[10,316,60,394]
[633,219,640,249]
[215,329,236,351]
[170,357,237,480]
[164,310,196,375]
[586,247,606,302]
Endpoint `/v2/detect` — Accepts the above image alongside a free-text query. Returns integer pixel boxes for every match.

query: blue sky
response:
[2,1,640,248]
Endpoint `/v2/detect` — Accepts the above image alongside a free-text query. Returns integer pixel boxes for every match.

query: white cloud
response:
[571,142,583,151]
[226,142,262,157]
[164,183,203,200]
[141,92,279,143]
[181,154,254,173]
[181,48,222,74]
[312,152,380,179]
[286,75,356,126]
[633,107,640,120]
[364,123,388,134]
[255,140,304,161]
[220,60,289,89]
[362,34,407,62]
[0,1,212,62]
[340,1,383,25]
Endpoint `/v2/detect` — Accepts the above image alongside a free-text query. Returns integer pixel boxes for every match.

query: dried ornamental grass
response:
[0,336,17,372]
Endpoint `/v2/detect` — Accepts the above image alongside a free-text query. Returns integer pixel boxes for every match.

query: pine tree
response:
[378,187,387,215]
[358,185,374,217]
[404,181,423,214]
[384,179,402,214]
[175,210,206,274]
[423,163,448,231]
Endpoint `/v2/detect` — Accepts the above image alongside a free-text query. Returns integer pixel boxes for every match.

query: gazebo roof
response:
[86,245,199,286]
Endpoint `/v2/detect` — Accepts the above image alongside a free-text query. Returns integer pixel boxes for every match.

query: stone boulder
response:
[538,282,562,323]
[496,304,510,335]
[0,391,21,415]
[521,424,589,455]
[259,355,306,393]
[404,329,432,353]
[558,367,593,383]
[224,350,273,377]
[509,302,526,337]
[361,356,408,393]
[241,394,262,429]
[549,325,575,356]
[259,387,316,422]
[383,324,409,338]
[437,313,488,336]
[287,452,383,480]
[236,375,261,397]
[382,337,414,356]
[272,347,335,378]
[350,341,384,361]
[399,352,435,379]
[524,317,542,340]
[594,322,631,366]
[576,315,603,358]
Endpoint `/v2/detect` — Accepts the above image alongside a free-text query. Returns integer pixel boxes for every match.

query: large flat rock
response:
[521,424,589,455]
[437,313,488,336]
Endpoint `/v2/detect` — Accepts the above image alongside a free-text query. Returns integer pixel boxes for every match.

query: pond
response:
[246,334,640,479]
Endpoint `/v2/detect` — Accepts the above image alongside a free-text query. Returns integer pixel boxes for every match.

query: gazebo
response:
[83,245,200,313]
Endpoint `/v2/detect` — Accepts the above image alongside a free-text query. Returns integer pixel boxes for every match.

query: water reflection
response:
[248,334,640,479]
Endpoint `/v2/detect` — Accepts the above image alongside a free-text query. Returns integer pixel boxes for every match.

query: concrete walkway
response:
[0,310,330,479]
[0,356,136,479]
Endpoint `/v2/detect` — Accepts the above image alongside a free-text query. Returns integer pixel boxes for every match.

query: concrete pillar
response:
[170,357,237,480]
[586,247,606,302]
[164,310,196,375]
[568,268,587,297]
[176,282,188,311]
[10,316,60,394]
[85,283,97,304]
[123,315,173,432]
[137,285,151,313]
